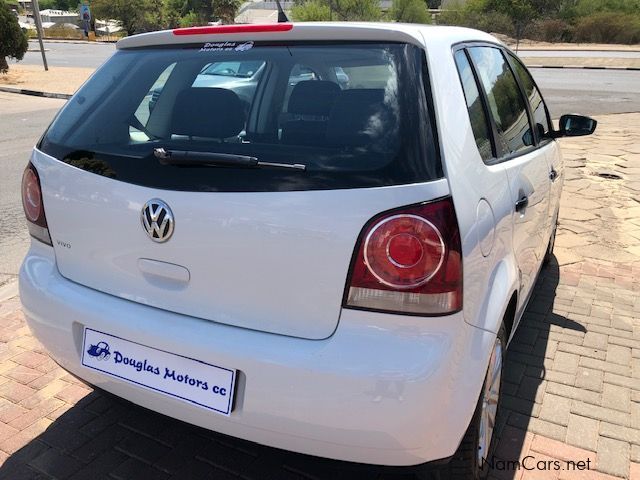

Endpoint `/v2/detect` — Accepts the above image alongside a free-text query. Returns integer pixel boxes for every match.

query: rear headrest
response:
[288,81,341,116]
[171,88,244,139]
[326,89,391,146]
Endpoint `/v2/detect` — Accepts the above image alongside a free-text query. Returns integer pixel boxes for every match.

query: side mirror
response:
[556,114,597,137]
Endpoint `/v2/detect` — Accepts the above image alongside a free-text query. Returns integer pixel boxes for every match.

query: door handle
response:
[549,168,558,181]
[515,196,529,212]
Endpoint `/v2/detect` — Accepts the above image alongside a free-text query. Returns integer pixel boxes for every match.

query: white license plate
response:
[81,328,235,415]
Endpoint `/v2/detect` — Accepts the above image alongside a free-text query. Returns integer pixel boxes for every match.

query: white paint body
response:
[20,23,562,466]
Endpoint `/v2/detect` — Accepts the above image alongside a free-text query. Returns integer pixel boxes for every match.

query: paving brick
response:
[571,401,630,427]
[604,372,638,389]
[583,332,608,350]
[0,431,34,455]
[630,462,640,480]
[0,380,36,404]
[528,419,567,442]
[0,402,28,423]
[546,382,601,405]
[72,424,130,463]
[68,449,129,480]
[601,383,631,413]
[11,351,49,369]
[543,370,576,386]
[8,397,64,431]
[597,436,630,478]
[612,315,634,332]
[558,465,627,479]
[531,434,597,466]
[114,431,172,465]
[575,367,604,392]
[567,415,599,452]
[540,394,572,427]
[581,357,631,376]
[599,422,640,445]
[54,383,91,404]
[606,344,632,366]
[557,343,606,360]
[632,403,640,430]
[111,457,171,480]
[4,365,44,385]
[554,352,580,375]
[29,447,84,479]
[633,445,640,463]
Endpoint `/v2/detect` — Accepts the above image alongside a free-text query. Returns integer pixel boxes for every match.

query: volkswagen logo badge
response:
[141,199,174,243]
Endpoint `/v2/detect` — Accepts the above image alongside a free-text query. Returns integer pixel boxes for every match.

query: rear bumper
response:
[19,240,495,466]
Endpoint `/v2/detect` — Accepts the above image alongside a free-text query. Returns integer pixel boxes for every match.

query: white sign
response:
[82,328,235,415]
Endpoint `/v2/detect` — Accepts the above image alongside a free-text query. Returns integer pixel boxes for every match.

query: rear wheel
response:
[434,325,506,480]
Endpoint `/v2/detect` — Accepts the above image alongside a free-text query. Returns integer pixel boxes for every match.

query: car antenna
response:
[275,0,289,22]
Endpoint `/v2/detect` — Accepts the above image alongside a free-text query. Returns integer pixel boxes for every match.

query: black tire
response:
[434,324,507,480]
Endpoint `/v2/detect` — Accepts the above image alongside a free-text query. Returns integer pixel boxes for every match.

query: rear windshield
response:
[39,41,441,192]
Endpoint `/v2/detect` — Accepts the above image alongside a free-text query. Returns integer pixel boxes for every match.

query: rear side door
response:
[467,46,551,312]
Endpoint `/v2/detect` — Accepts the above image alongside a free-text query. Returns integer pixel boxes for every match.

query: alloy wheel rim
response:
[477,337,502,466]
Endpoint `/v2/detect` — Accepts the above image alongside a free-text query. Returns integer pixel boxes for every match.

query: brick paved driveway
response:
[1,113,639,480]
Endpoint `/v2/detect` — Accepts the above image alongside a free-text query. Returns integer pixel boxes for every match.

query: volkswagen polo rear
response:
[20,23,496,469]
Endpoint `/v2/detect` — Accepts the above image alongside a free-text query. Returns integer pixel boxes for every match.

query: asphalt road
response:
[0,66,639,278]
[0,93,65,283]
[14,40,115,69]
[532,68,640,118]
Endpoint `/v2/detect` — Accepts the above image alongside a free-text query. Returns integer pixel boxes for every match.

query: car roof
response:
[116,22,500,50]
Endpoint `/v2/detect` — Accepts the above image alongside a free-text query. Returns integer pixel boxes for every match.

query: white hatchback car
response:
[20,22,596,478]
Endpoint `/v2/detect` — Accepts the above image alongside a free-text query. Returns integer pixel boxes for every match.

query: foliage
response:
[389,0,432,24]
[91,0,168,34]
[529,18,573,42]
[211,0,241,23]
[291,0,331,20]
[439,2,514,36]
[291,0,381,21]
[36,0,77,11]
[438,0,640,44]
[0,0,28,73]
[574,12,640,44]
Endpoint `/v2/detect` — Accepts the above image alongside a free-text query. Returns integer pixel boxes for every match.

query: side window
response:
[468,47,533,157]
[454,50,493,162]
[507,53,551,139]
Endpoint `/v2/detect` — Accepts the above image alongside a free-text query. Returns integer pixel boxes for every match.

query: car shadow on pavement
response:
[0,258,581,480]
[489,256,587,479]
[0,388,422,480]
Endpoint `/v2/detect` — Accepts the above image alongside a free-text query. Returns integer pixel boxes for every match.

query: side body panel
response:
[422,31,518,337]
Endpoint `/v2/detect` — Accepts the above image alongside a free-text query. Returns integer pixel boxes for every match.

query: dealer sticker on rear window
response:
[81,328,235,415]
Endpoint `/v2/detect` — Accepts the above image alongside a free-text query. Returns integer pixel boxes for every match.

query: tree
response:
[485,0,536,47]
[91,0,164,35]
[0,0,28,73]
[390,0,432,23]
[291,0,381,21]
[211,0,241,23]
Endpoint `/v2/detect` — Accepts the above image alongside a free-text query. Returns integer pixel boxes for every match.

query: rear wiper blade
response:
[154,148,306,171]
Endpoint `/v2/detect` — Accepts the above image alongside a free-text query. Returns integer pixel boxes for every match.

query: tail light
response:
[21,163,52,245]
[344,198,462,315]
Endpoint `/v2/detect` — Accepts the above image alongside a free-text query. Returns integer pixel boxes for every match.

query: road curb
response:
[0,86,71,100]
[527,64,640,71]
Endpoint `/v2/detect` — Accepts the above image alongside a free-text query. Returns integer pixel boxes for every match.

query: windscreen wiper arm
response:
[154,148,306,171]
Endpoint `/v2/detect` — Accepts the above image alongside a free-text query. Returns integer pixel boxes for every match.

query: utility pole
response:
[31,0,48,71]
